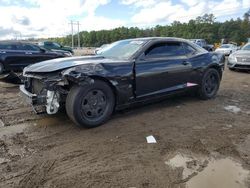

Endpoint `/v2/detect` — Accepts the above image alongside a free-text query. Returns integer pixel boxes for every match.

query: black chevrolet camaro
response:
[20,37,225,128]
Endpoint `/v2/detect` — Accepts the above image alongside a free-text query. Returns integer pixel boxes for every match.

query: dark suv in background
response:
[38,41,74,55]
[0,41,70,74]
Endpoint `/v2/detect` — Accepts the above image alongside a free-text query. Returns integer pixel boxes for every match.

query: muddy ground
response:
[0,63,250,188]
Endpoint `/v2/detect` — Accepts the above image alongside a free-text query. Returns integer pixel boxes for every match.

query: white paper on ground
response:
[224,105,241,114]
[146,135,157,143]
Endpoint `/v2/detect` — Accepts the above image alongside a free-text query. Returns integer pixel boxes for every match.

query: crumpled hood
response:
[232,50,250,56]
[24,56,121,73]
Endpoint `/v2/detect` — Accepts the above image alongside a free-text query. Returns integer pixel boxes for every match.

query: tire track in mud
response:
[0,82,42,126]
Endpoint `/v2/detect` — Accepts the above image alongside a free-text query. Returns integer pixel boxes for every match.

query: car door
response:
[18,44,55,65]
[135,41,193,98]
[3,43,30,71]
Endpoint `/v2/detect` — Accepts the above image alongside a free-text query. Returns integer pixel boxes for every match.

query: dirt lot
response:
[0,64,250,188]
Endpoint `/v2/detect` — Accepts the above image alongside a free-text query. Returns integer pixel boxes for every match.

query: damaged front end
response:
[20,74,65,114]
[20,66,95,115]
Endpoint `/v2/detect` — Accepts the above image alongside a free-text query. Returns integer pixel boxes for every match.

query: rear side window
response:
[0,43,16,50]
[16,44,40,51]
[52,42,61,48]
[145,42,185,57]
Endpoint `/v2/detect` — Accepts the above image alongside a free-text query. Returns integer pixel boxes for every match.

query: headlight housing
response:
[228,54,237,62]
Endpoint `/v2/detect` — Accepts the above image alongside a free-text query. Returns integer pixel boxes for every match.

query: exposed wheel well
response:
[89,76,117,96]
[208,65,222,79]
[67,75,117,106]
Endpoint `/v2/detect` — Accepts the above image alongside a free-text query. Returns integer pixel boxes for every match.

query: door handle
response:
[25,52,32,55]
[182,61,190,65]
[0,51,6,54]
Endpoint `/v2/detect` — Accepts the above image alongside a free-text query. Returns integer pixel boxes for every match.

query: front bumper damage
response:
[20,67,96,115]
[20,84,60,114]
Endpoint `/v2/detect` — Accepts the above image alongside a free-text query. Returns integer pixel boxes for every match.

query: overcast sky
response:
[0,0,249,40]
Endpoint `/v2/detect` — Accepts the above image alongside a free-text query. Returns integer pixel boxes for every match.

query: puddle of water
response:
[165,154,249,188]
[165,154,200,179]
[187,158,249,188]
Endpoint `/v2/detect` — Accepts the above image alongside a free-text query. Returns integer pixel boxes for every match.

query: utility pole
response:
[70,20,74,49]
[69,20,81,49]
[77,21,80,48]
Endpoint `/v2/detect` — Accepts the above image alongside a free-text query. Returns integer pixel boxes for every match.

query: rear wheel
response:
[66,80,115,128]
[198,68,220,100]
[0,63,4,74]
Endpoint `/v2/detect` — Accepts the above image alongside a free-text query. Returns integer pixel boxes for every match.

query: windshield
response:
[98,40,146,59]
[242,44,250,51]
[53,42,61,48]
[220,44,231,48]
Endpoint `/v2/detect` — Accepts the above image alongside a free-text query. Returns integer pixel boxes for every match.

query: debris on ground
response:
[146,135,157,143]
[224,105,241,114]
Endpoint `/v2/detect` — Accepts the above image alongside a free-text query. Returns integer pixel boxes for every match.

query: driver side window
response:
[145,42,185,57]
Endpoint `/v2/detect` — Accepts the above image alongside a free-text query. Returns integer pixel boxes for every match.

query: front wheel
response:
[66,80,115,128]
[198,68,220,100]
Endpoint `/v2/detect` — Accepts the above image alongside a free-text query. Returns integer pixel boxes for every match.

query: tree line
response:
[51,10,250,47]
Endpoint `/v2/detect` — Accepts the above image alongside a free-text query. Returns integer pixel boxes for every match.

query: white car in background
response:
[215,44,238,55]
[227,43,250,70]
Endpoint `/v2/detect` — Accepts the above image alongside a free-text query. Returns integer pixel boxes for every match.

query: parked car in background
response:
[228,43,250,70]
[215,44,238,55]
[20,37,224,128]
[0,41,70,74]
[38,41,74,55]
[189,39,214,51]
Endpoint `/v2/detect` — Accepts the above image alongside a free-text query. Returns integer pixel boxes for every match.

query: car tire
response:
[66,80,115,128]
[198,68,220,100]
[0,62,4,75]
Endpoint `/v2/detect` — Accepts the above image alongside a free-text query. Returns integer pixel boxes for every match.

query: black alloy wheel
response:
[66,80,115,128]
[198,68,220,100]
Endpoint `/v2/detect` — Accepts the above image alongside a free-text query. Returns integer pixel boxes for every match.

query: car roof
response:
[0,40,36,45]
[119,37,192,43]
